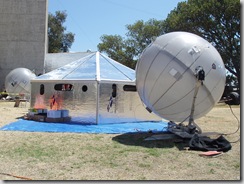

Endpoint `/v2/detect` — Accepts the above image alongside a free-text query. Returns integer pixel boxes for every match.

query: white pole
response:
[95,52,101,124]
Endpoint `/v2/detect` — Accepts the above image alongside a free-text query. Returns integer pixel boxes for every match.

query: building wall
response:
[0,0,48,91]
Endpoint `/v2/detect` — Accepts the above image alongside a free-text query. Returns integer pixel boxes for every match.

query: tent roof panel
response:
[44,52,93,73]
[99,54,135,81]
[35,52,135,82]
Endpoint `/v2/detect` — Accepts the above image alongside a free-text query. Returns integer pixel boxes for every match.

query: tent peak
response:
[36,52,135,81]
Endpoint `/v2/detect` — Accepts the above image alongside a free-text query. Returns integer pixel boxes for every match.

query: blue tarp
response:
[0,119,168,134]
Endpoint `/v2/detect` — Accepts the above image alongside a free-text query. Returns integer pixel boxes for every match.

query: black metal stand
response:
[167,66,205,138]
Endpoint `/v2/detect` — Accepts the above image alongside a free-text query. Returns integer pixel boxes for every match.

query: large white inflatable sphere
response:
[136,32,226,122]
[5,68,36,94]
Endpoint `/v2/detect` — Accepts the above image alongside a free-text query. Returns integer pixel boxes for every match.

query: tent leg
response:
[96,81,100,124]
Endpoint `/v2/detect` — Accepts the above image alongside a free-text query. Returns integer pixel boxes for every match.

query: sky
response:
[48,0,184,52]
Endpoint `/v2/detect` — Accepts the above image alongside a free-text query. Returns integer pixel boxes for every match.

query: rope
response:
[0,172,32,180]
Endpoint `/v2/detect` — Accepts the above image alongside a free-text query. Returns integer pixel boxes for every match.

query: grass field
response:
[0,101,240,180]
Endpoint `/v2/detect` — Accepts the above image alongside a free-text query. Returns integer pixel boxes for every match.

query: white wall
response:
[0,0,48,91]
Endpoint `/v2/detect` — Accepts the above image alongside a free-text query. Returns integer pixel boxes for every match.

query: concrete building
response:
[0,0,48,91]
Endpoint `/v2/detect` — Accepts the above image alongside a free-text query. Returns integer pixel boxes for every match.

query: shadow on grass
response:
[112,132,190,150]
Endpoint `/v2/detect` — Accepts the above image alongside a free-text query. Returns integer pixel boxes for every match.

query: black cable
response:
[222,104,240,135]
[221,104,240,143]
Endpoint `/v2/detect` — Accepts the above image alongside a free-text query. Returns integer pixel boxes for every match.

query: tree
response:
[163,0,240,89]
[98,19,164,69]
[48,11,75,53]
[98,35,127,64]
[126,19,165,57]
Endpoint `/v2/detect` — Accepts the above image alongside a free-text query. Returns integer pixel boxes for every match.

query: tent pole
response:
[95,52,101,124]
[96,81,100,124]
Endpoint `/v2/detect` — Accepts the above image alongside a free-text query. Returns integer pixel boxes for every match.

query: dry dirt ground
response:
[0,101,241,181]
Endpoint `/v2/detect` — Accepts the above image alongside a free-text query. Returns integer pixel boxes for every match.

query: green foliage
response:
[48,11,75,53]
[98,19,164,69]
[126,19,165,56]
[164,0,240,87]
[98,35,132,67]
[98,0,240,87]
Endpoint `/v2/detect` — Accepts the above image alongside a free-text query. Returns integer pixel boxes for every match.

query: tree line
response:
[48,0,240,88]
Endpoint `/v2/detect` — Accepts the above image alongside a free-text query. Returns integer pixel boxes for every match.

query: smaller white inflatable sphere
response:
[136,32,226,122]
[5,68,36,94]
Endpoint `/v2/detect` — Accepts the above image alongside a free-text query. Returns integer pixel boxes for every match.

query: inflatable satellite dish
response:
[136,32,226,137]
[5,68,36,94]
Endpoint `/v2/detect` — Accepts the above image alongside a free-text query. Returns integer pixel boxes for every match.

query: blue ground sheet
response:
[0,119,168,134]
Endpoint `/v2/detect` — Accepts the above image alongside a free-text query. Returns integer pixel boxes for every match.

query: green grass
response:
[0,130,240,180]
[233,163,240,170]
[209,168,216,174]
[11,144,61,161]
[144,148,162,157]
